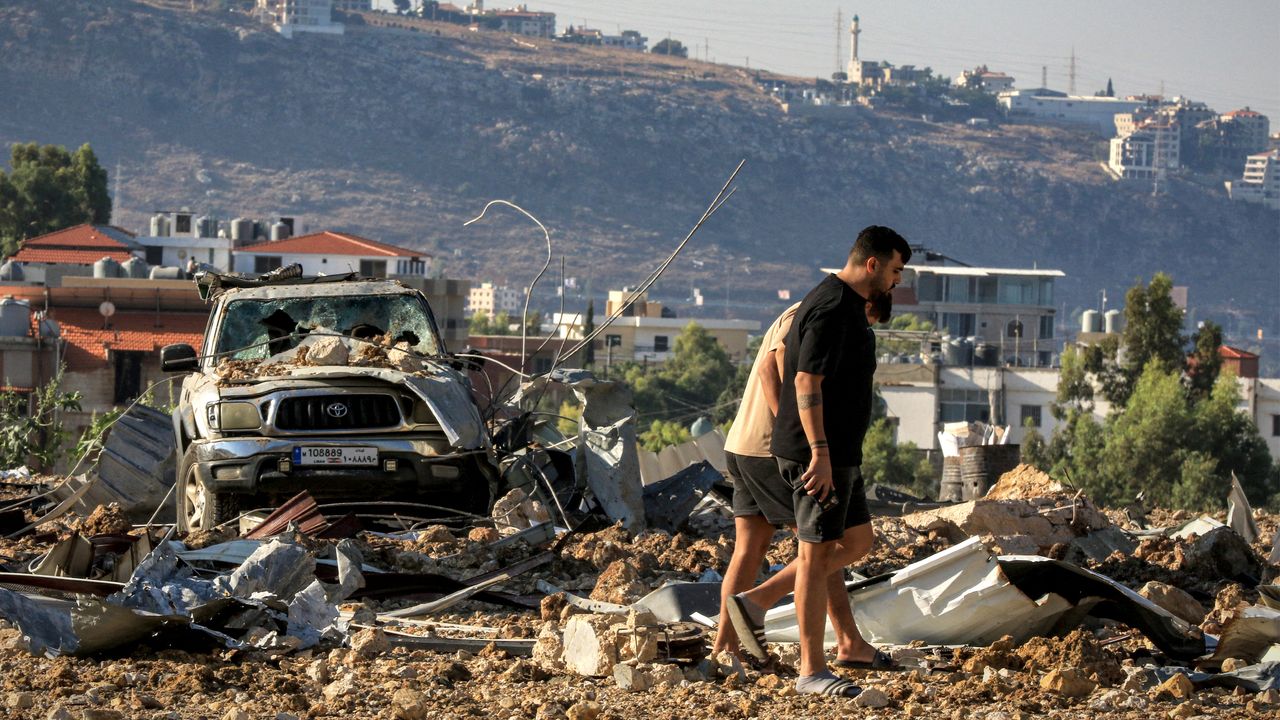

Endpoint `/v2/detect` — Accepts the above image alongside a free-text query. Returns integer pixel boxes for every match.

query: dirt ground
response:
[0,467,1278,720]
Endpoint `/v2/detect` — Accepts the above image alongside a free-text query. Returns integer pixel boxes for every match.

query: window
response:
[653,335,669,352]
[976,277,998,304]
[944,276,971,303]
[1039,315,1055,339]
[174,214,192,234]
[1006,320,1024,338]
[1021,404,1042,427]
[145,246,163,265]
[113,351,144,404]
[605,334,622,348]
[254,255,282,273]
[915,273,941,302]
[1273,414,1280,437]
[359,260,387,278]
[941,312,975,337]
[532,356,553,374]
[939,388,989,423]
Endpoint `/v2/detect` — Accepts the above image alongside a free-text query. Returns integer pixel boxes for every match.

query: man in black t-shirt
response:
[727,226,909,698]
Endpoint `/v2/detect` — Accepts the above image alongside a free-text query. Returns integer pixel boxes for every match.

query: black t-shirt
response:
[771,274,877,467]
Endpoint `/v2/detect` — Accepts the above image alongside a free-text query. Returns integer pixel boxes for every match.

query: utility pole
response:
[1068,47,1076,95]
[1041,65,1047,89]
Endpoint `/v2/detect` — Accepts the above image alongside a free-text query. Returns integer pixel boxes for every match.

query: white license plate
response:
[292,446,378,466]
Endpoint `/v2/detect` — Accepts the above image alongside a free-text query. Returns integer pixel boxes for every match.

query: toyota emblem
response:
[326,402,349,418]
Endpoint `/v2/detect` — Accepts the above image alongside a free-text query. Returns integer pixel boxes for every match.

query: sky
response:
[379,1,1280,120]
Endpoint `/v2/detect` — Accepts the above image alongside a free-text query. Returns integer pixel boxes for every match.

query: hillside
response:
[0,0,1276,355]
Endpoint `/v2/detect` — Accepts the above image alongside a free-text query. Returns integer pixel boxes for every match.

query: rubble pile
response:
[0,447,1276,719]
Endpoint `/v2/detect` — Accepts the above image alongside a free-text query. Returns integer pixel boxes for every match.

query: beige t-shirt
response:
[724,303,800,457]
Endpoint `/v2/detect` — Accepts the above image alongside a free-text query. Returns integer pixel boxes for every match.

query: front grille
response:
[275,394,401,431]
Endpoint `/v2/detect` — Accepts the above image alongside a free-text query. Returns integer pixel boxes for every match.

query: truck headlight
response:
[207,402,260,431]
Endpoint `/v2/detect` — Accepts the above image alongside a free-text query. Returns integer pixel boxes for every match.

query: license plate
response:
[292,446,378,466]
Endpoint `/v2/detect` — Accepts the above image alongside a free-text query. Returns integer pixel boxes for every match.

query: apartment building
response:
[1225,150,1280,210]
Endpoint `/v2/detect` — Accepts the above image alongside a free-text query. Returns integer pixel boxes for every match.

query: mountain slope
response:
[0,0,1275,352]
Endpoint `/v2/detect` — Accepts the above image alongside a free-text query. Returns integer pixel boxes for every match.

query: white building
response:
[494,6,555,38]
[958,66,1015,93]
[1244,377,1280,461]
[134,211,236,271]
[256,0,345,38]
[1108,121,1180,180]
[999,89,1147,135]
[601,30,647,52]
[233,231,430,277]
[468,282,522,318]
[1225,150,1280,210]
[882,263,1064,368]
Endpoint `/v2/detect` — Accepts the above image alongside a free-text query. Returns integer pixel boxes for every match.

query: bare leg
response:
[712,515,775,655]
[796,538,835,677]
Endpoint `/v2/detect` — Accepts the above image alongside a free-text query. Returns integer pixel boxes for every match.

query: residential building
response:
[551,289,758,366]
[232,231,431,278]
[1109,120,1180,179]
[1225,150,1280,210]
[467,281,522,319]
[494,6,555,38]
[601,30,647,52]
[958,66,1014,93]
[1195,108,1272,168]
[843,15,921,89]
[332,0,371,11]
[886,261,1064,368]
[134,211,237,271]
[998,89,1147,135]
[557,26,604,45]
[5,225,142,286]
[256,0,344,38]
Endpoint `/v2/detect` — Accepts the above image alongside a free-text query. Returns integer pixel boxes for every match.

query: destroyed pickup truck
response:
[161,270,498,532]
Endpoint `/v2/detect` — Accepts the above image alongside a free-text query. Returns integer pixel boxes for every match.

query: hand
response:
[800,452,834,503]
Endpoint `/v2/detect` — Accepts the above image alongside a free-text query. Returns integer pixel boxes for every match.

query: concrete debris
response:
[1139,581,1207,625]
[1227,473,1259,544]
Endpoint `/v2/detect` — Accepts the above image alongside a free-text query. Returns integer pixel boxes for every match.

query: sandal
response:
[726,594,769,662]
[796,671,862,697]
[833,649,903,671]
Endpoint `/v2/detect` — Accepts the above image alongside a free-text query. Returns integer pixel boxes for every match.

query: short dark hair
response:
[869,292,893,324]
[849,225,911,266]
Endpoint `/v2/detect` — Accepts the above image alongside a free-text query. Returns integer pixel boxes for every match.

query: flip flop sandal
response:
[725,594,769,662]
[833,649,904,671]
[796,673,862,697]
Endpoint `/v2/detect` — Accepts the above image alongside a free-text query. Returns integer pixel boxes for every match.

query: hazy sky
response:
[384,1,1280,120]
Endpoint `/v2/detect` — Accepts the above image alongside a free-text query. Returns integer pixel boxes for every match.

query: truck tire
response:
[175,449,239,533]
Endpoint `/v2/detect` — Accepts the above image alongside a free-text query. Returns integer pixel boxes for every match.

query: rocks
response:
[349,627,389,658]
[390,687,429,720]
[1139,581,1207,624]
[613,663,650,692]
[46,706,73,720]
[1040,667,1097,697]
[1153,672,1195,700]
[854,686,890,708]
[1220,657,1246,672]
[305,336,349,366]
[222,710,250,720]
[468,526,500,543]
[322,673,358,702]
[560,611,658,677]
[1183,527,1261,581]
[7,692,34,709]
[565,701,601,720]
[589,559,648,604]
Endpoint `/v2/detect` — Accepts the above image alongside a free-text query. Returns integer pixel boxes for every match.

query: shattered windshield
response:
[214,293,441,360]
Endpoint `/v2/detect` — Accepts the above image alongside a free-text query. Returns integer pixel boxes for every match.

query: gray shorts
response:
[775,458,870,543]
[727,451,792,526]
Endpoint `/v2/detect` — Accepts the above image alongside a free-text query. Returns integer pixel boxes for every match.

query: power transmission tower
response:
[1068,47,1076,95]
[835,9,843,75]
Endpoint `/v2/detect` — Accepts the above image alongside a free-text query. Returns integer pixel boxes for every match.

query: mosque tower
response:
[847,14,862,81]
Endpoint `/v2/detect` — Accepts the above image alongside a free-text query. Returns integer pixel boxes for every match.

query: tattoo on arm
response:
[798,393,822,410]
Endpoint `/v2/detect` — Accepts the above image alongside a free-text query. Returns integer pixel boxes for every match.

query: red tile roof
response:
[236,231,428,258]
[11,224,138,265]
[1224,108,1262,118]
[1219,345,1259,360]
[51,307,207,371]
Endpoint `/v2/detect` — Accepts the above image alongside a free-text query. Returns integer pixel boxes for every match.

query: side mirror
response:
[161,343,199,373]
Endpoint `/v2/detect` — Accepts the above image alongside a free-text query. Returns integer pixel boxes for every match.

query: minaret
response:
[847,14,861,79]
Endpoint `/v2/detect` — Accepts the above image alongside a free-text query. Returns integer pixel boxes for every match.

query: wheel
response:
[175,450,238,533]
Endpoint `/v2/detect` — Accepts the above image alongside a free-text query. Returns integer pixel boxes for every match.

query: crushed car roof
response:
[215,279,420,301]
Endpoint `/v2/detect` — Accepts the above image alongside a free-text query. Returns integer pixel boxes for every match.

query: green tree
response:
[1019,419,1051,471]
[1052,344,1095,420]
[625,322,736,424]
[651,38,688,57]
[0,367,82,472]
[1104,273,1185,406]
[0,143,111,257]
[860,418,936,499]
[639,418,691,452]
[1186,321,1223,402]
[1096,363,1192,507]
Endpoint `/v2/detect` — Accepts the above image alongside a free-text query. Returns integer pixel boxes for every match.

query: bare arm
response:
[759,346,783,416]
[795,371,833,501]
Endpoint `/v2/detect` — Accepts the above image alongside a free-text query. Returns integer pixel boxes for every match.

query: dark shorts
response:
[776,458,871,543]
[727,451,793,526]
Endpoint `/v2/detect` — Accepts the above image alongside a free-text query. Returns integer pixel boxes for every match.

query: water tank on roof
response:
[690,416,713,438]
[0,298,31,338]
[0,260,22,282]
[195,215,216,238]
[122,256,148,279]
[150,214,170,237]
[270,221,291,242]
[38,316,59,339]
[974,343,999,367]
[149,266,184,280]
[1104,309,1123,334]
[230,217,254,245]
[943,337,973,366]
[94,257,122,279]
[1081,309,1101,334]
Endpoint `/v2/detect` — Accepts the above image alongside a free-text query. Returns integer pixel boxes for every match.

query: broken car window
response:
[214,294,442,360]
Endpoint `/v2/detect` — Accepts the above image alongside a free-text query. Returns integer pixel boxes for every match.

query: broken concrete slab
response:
[641,461,720,534]
[1139,581,1207,625]
[1184,526,1262,583]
